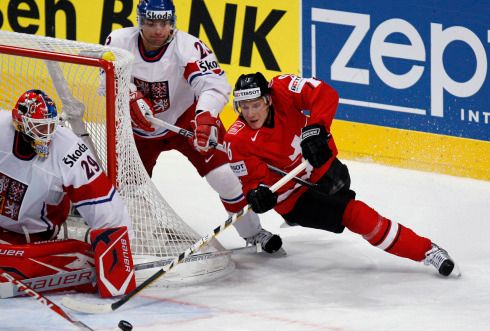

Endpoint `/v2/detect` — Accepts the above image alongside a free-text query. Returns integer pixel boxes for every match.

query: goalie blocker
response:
[0,226,135,298]
[90,227,136,298]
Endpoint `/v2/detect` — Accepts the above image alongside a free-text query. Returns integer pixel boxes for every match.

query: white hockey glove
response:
[190,110,220,154]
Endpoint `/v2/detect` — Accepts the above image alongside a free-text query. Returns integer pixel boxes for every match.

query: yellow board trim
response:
[331,120,490,181]
[221,105,490,181]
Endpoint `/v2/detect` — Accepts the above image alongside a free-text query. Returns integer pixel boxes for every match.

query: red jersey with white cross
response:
[224,74,340,215]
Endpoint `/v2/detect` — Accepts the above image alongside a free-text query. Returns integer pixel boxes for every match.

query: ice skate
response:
[424,243,461,277]
[244,229,283,254]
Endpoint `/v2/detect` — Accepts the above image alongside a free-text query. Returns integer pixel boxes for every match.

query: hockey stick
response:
[147,117,313,187]
[0,250,230,299]
[61,160,308,314]
[147,116,226,152]
[0,272,94,331]
[1,244,277,298]
[266,164,320,190]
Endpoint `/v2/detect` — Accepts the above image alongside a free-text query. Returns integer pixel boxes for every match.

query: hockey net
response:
[0,30,233,285]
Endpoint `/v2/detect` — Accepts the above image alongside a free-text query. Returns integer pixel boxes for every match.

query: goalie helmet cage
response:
[0,30,233,286]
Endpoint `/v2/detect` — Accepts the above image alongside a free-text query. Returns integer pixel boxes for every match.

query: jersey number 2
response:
[81,155,100,180]
[194,41,212,59]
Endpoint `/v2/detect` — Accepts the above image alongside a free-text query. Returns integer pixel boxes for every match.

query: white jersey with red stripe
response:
[0,110,132,237]
[105,27,231,139]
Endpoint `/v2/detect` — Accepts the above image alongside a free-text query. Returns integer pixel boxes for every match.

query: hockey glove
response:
[191,110,220,154]
[246,184,278,214]
[129,90,155,132]
[300,124,332,168]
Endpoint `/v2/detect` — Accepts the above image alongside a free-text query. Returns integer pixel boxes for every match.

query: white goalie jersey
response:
[105,27,231,138]
[0,111,132,237]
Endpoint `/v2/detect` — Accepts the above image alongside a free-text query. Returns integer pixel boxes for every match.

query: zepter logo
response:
[304,3,489,140]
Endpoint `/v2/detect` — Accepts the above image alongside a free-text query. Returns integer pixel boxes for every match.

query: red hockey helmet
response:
[12,90,59,157]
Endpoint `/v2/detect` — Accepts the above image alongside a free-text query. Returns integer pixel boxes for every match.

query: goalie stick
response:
[61,160,308,314]
[0,250,231,299]
[0,272,94,331]
[0,245,281,298]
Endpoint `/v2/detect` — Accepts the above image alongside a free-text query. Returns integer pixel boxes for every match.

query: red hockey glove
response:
[246,184,278,214]
[300,124,332,168]
[190,110,220,154]
[90,226,136,298]
[129,90,155,132]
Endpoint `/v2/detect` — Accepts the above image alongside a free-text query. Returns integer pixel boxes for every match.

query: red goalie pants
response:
[342,200,432,261]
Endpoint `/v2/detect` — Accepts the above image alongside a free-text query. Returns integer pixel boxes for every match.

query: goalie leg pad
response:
[0,239,96,293]
[90,227,136,298]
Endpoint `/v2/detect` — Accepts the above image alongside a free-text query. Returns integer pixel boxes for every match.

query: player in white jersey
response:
[0,90,136,296]
[104,0,282,253]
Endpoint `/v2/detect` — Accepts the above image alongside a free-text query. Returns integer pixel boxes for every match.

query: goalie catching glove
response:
[191,110,220,154]
[129,89,155,132]
[90,226,136,298]
[246,184,278,214]
[300,124,332,168]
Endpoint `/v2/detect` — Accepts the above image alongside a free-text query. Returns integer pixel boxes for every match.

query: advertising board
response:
[302,0,489,141]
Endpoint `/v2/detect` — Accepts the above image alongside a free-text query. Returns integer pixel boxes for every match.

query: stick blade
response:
[61,297,113,314]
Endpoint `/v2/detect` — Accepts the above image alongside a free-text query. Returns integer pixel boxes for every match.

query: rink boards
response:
[0,0,488,180]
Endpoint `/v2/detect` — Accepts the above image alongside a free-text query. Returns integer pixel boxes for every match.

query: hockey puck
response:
[118,320,133,331]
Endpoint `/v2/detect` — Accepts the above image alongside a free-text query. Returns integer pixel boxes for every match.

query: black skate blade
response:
[231,245,287,257]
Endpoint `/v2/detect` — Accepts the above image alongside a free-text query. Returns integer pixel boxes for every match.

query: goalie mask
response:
[12,90,59,157]
[137,0,176,28]
[233,72,271,114]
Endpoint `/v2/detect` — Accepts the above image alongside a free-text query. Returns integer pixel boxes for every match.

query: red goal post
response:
[0,43,118,183]
[0,31,233,286]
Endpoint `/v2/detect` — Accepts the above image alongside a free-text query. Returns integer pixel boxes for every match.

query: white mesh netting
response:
[0,30,233,285]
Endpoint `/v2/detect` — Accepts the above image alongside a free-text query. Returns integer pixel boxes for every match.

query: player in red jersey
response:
[224,72,460,277]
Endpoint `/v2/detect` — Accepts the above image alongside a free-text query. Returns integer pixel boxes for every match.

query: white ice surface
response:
[1,151,489,331]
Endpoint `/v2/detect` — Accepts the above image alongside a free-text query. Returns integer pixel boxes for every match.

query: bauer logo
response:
[302,1,490,141]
